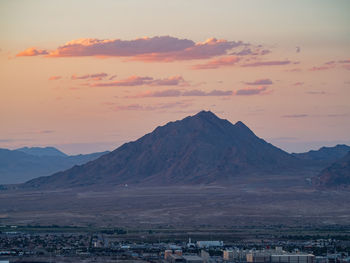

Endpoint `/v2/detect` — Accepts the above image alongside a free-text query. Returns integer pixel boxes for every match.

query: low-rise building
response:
[197,241,223,248]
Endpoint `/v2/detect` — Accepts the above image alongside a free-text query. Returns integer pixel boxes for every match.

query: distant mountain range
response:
[16,146,68,157]
[2,111,349,189]
[0,147,109,184]
[292,144,350,163]
[21,111,350,190]
[313,151,350,188]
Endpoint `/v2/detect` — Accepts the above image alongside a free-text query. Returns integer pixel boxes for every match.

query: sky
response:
[0,0,349,154]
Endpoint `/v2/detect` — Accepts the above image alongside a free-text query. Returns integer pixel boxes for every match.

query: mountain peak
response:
[234,120,255,135]
[16,146,67,157]
[23,111,295,189]
[194,110,219,120]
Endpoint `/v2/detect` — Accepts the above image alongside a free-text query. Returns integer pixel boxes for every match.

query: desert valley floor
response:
[1,183,350,228]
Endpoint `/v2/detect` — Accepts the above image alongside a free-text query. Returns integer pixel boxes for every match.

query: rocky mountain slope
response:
[24,111,301,189]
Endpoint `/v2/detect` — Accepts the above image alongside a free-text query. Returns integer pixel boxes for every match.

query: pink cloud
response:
[90,75,187,87]
[36,130,55,134]
[16,36,247,62]
[206,90,233,96]
[282,114,308,118]
[310,59,350,71]
[235,86,269,96]
[285,68,302,72]
[71,72,108,80]
[293,82,304,86]
[129,89,233,98]
[132,89,182,98]
[306,91,326,95]
[150,76,188,86]
[16,47,49,57]
[133,38,244,62]
[309,66,332,71]
[48,76,62,81]
[244,79,273,85]
[242,60,292,67]
[231,48,270,56]
[113,101,192,111]
[342,65,350,70]
[191,56,240,70]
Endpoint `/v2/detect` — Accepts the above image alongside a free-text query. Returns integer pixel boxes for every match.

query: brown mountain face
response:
[23,111,299,189]
[313,151,350,189]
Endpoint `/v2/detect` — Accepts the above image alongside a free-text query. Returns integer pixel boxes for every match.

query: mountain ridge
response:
[313,151,350,188]
[0,148,109,184]
[23,111,301,189]
[16,146,68,157]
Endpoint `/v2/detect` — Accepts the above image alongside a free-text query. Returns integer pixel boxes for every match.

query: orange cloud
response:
[16,47,49,57]
[90,75,187,87]
[48,76,62,81]
[191,56,240,70]
[16,36,247,62]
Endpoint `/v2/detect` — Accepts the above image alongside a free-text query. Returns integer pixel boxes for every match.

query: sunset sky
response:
[1,0,349,154]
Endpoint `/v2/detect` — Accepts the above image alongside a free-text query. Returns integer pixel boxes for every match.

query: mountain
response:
[0,149,109,184]
[23,111,300,189]
[292,144,350,163]
[16,146,67,157]
[313,151,350,188]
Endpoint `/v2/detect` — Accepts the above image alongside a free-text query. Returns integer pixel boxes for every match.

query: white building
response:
[196,241,223,248]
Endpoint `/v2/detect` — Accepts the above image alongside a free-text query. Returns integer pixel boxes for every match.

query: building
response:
[183,255,204,263]
[196,241,223,248]
[271,254,314,263]
[246,251,315,263]
[247,252,271,263]
[168,254,186,263]
[223,250,234,261]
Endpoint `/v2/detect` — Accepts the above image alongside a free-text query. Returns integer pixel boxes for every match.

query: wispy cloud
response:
[48,76,62,81]
[244,79,273,85]
[306,91,326,95]
[242,60,292,67]
[309,59,350,71]
[191,56,240,70]
[326,113,349,117]
[235,86,270,96]
[128,89,233,98]
[338,59,350,64]
[36,130,55,134]
[293,82,304,86]
[71,73,108,80]
[282,114,308,118]
[90,75,187,87]
[113,101,192,111]
[309,66,332,71]
[285,68,302,72]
